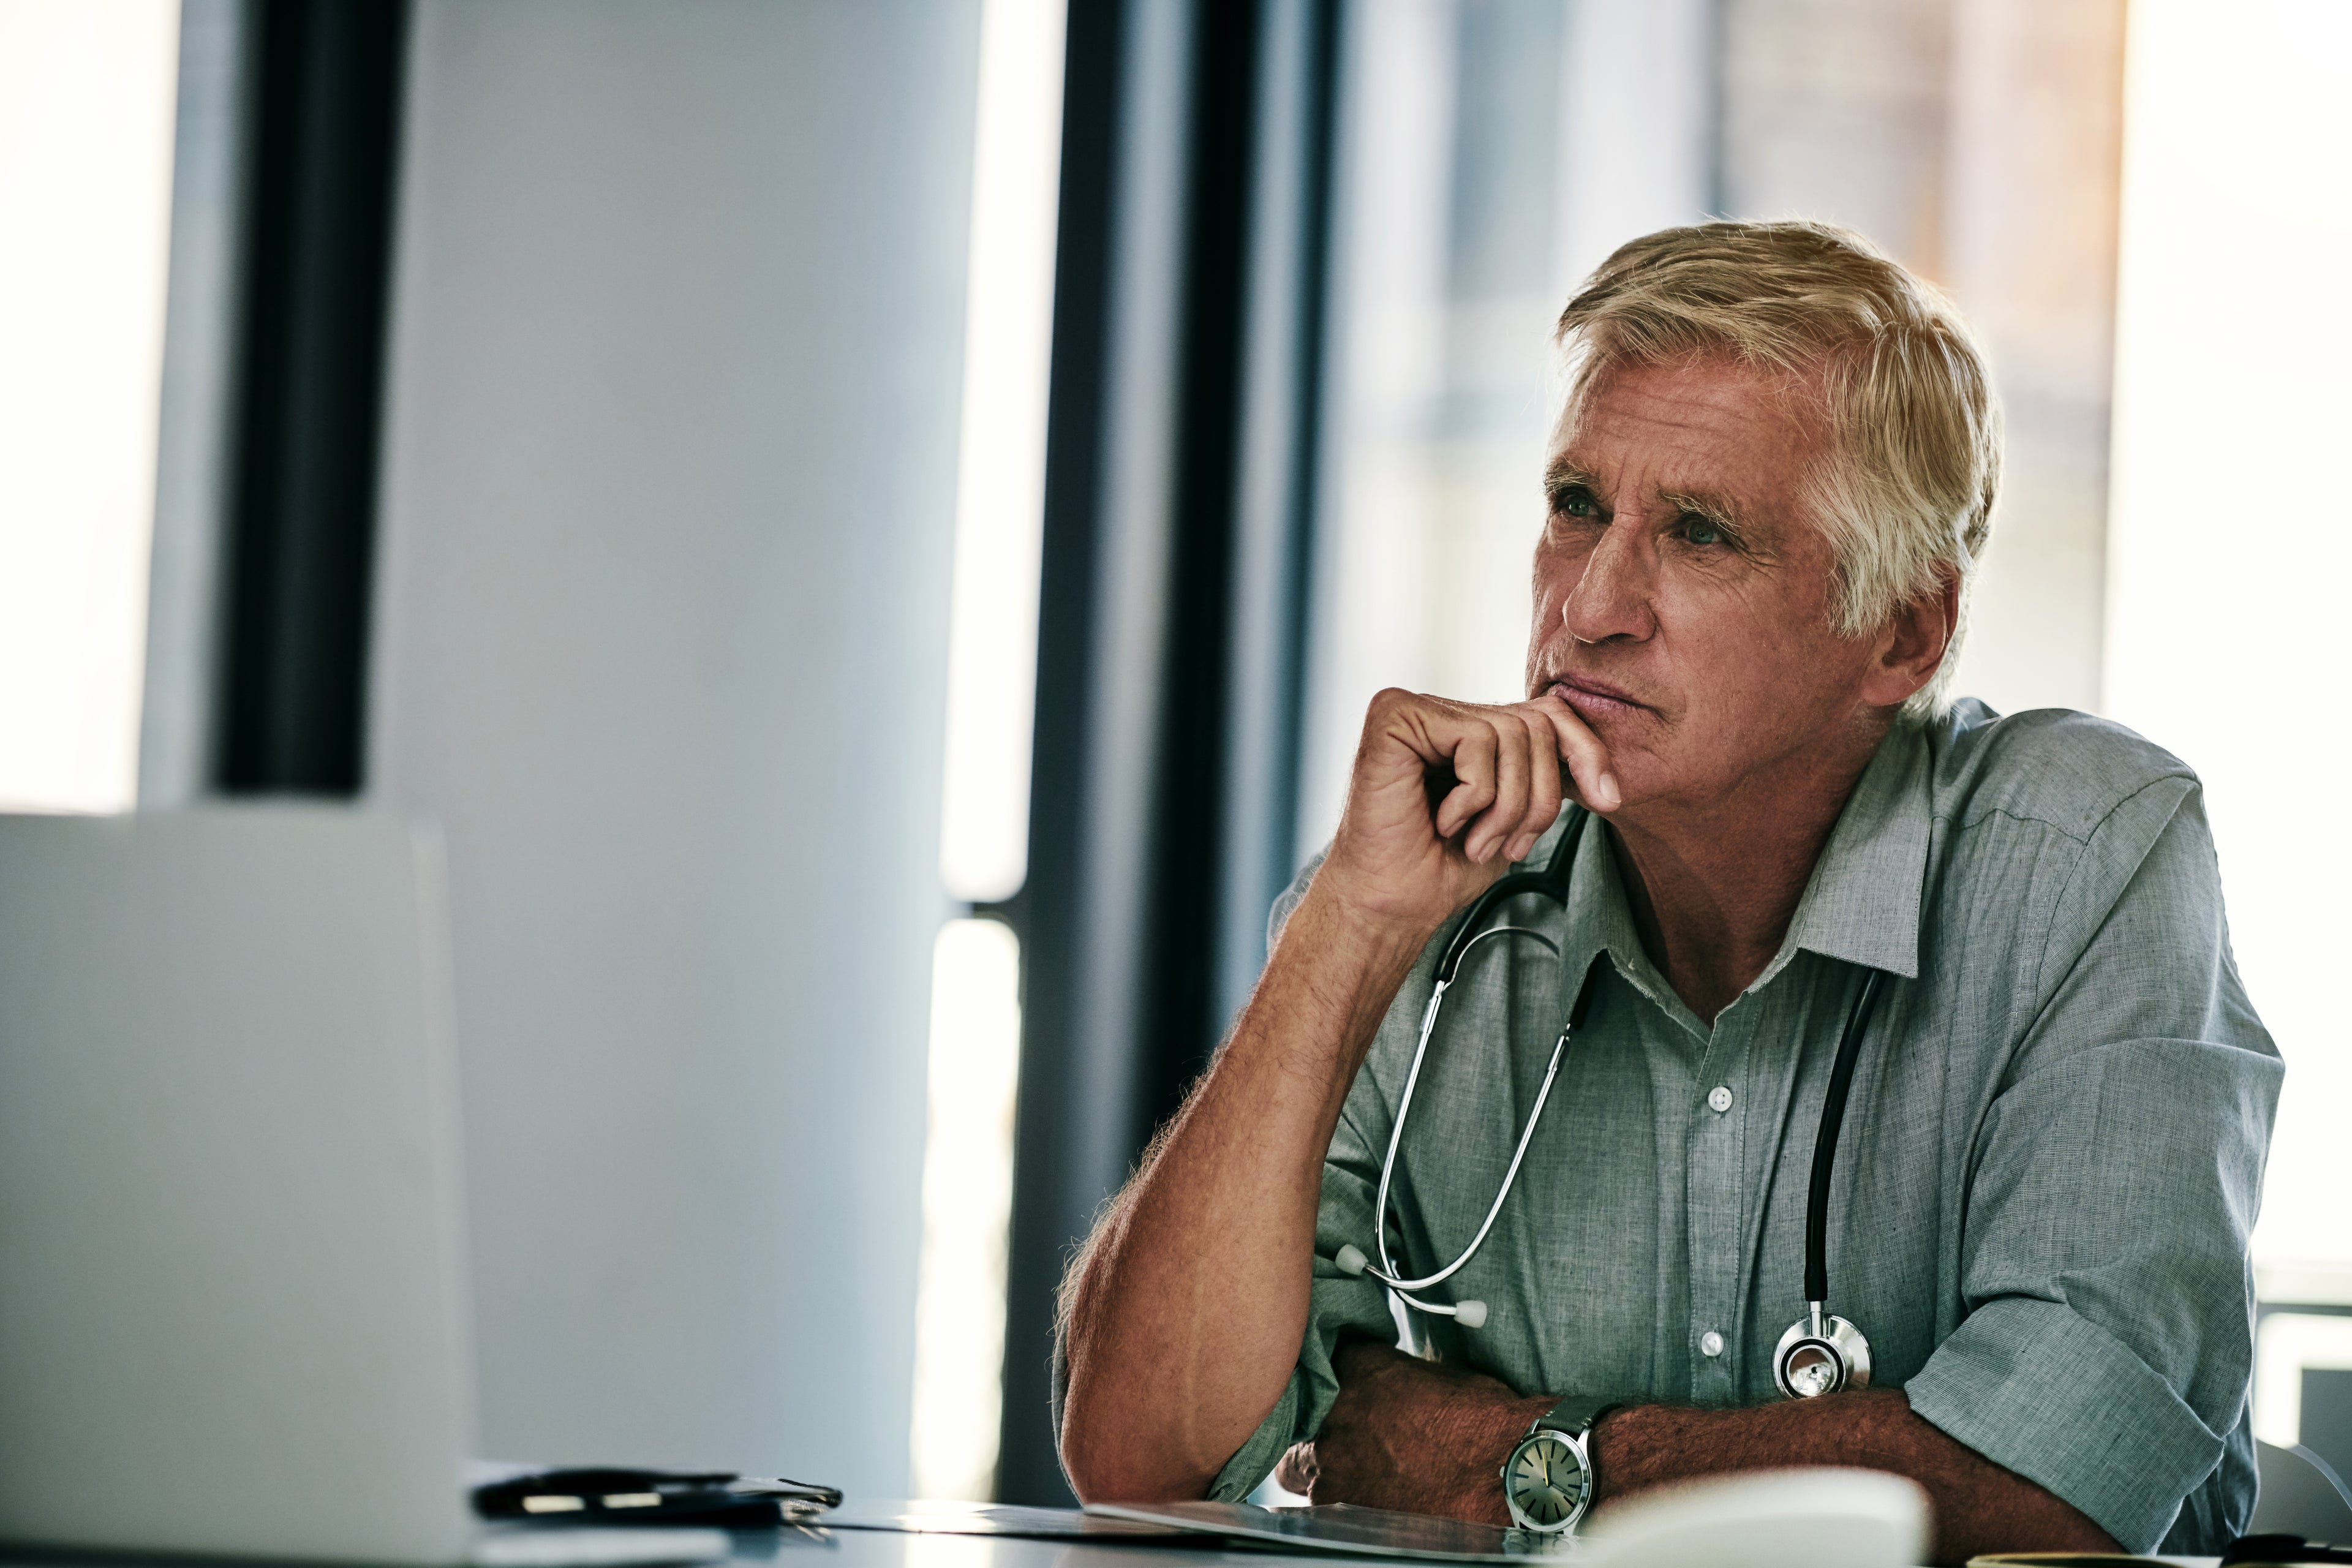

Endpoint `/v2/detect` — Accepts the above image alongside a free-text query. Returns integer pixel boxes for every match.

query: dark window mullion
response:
[217,0,408,796]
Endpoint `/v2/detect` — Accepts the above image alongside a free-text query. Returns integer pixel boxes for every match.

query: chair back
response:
[2253,1439,2352,1539]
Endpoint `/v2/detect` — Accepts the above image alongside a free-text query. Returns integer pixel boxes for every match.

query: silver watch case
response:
[1499,1424,1595,1534]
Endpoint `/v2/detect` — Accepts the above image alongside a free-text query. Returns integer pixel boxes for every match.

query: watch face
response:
[1504,1432,1589,1531]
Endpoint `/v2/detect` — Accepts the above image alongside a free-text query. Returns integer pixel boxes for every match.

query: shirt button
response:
[1707,1085,1733,1114]
[1700,1330,1725,1357]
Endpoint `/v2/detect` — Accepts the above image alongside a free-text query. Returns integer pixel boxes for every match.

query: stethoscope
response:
[1332,805,1888,1400]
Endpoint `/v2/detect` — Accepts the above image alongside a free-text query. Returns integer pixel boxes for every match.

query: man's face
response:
[1525,354,1887,814]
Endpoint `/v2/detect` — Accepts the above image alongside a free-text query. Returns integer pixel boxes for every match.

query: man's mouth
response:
[1548,674,1652,721]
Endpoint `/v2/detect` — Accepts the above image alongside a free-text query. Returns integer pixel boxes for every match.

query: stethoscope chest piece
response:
[1773,1303,1872,1398]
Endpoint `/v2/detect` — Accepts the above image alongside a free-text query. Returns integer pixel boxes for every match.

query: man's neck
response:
[1607,717,1892,1022]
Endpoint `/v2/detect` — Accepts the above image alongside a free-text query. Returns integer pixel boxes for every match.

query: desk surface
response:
[0,1528,1328,1568]
[0,1520,2226,1568]
[766,1525,1314,1568]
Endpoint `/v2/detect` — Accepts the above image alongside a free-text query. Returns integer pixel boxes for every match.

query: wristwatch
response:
[1499,1394,1618,1534]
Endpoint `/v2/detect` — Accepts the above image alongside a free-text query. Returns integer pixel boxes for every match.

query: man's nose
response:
[1561,522,1656,644]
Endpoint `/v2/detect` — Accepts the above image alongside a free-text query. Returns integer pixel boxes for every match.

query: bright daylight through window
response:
[910,0,1065,1502]
[2103,0,2352,1448]
[0,0,179,813]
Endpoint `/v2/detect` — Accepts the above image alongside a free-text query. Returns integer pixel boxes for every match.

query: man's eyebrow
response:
[1660,484,1779,559]
[1544,457,1601,497]
[1657,485,1753,533]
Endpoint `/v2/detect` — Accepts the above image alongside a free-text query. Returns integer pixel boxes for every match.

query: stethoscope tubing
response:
[1359,812,1592,1301]
[1357,802,1887,1353]
[1370,956,1565,1295]
[1803,965,1885,1305]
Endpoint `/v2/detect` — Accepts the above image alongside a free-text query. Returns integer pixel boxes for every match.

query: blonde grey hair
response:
[1553,219,2000,715]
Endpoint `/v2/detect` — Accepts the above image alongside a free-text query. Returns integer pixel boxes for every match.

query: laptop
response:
[0,810,726,1567]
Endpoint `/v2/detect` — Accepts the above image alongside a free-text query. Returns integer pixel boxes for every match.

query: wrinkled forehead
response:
[1551,325,1838,425]
[1544,353,1832,512]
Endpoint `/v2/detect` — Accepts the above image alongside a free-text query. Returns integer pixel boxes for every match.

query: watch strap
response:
[1528,1393,1619,1442]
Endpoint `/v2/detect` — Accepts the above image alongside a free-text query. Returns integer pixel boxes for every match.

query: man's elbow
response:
[1063,1449,1194,1506]
[1059,1399,1213,1504]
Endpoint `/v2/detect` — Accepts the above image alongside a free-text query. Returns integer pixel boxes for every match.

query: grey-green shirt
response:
[1208,702,2280,1554]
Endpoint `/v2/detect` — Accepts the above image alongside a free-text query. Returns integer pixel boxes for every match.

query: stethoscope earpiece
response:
[1337,1240,1487,1327]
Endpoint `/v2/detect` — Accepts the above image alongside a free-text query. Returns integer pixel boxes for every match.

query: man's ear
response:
[1861,566,1961,708]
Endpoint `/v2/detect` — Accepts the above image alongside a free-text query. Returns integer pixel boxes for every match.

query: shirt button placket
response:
[1691,1019,1749,1402]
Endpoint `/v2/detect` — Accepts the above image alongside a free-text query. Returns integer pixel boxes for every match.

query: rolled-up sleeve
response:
[1905,781,2282,1553]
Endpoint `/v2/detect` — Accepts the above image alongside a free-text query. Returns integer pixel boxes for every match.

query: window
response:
[0,0,180,813]
[909,0,1065,1502]
[2103,0,2352,1471]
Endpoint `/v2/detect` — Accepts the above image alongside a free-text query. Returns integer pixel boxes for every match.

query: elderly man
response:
[1053,222,2280,1564]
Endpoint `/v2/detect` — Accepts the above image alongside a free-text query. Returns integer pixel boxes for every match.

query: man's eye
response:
[1679,513,1724,546]
[1556,486,1597,519]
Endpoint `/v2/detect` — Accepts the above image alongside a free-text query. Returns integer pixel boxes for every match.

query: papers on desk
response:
[824,1500,1196,1541]
[1091,1468,1930,1567]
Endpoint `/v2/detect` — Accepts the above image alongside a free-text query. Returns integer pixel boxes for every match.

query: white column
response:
[368,0,978,1492]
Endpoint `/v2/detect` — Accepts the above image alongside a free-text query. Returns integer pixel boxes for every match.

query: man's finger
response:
[1530,693,1620,812]
[1468,715,1531,864]
[1508,710,1565,862]
[1275,1442,1320,1499]
[1434,719,1499,839]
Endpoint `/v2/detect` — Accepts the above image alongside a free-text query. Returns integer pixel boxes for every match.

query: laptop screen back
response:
[0,810,478,1564]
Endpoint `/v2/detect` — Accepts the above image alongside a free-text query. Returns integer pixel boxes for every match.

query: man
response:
[1054,222,2281,1564]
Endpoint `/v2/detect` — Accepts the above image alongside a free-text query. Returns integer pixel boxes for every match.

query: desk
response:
[756,1526,1311,1568]
[752,1529,2218,1568]
[0,1529,1315,1568]
[0,1519,2226,1568]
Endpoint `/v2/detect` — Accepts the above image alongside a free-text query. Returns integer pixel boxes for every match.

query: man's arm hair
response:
[1050,1109,1186,1450]
[1296,1343,2119,1567]
[1052,884,1434,1502]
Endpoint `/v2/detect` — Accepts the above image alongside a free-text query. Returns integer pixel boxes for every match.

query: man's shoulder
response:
[1925,698,2199,845]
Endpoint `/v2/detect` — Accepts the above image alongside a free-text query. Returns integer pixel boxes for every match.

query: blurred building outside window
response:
[911,0,1065,1503]
[1295,0,1716,846]
[0,0,179,813]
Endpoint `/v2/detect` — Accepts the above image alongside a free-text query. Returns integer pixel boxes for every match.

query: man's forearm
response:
[1299,1345,2120,1567]
[1594,1393,2120,1564]
[1056,884,1433,1503]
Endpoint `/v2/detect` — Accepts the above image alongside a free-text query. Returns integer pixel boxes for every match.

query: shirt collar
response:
[1767,716,1932,982]
[1539,715,1931,1027]
[1550,807,1709,1042]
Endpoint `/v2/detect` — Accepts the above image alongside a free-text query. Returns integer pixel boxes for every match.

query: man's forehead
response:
[1547,357,1822,507]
